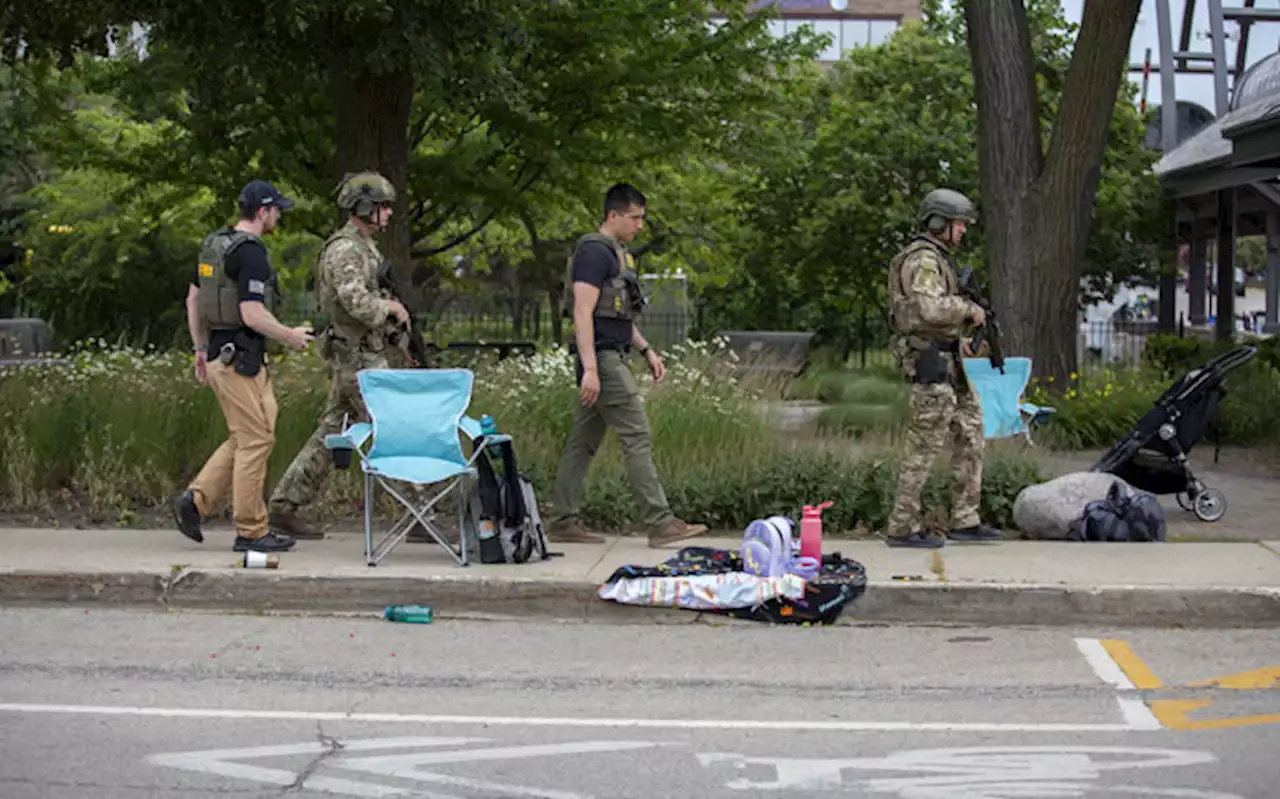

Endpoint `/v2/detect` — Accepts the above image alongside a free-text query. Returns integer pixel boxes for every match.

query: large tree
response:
[963,0,1142,382]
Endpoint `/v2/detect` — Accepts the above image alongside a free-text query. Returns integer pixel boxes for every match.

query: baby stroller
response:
[1089,345,1257,523]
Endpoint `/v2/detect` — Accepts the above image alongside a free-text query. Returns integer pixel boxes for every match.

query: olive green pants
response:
[550,349,673,531]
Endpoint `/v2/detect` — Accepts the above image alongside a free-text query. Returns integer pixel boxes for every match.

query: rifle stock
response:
[956,266,1005,374]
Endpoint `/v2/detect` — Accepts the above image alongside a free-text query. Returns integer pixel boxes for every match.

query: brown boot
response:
[549,519,607,544]
[648,517,709,548]
[268,510,325,540]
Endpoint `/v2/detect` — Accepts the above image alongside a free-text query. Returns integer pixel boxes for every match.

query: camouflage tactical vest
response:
[887,234,960,339]
[315,223,384,340]
[196,228,277,330]
[560,233,641,321]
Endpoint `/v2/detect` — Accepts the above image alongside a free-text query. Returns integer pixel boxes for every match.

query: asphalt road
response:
[0,608,1276,798]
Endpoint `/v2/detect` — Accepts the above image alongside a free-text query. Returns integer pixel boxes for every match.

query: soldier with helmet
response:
[173,179,313,554]
[266,171,411,539]
[884,187,1001,549]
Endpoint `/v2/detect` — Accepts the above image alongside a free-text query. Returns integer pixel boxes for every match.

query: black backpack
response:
[1067,481,1166,543]
[463,434,560,564]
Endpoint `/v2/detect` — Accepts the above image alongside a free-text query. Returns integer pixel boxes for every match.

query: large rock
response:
[1012,471,1135,540]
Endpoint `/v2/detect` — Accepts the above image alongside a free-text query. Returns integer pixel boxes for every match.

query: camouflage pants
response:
[886,379,985,537]
[269,348,389,513]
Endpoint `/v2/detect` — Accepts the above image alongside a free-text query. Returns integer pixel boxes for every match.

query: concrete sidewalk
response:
[1,527,1277,628]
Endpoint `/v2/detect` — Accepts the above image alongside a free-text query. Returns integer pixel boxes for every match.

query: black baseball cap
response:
[237,179,295,212]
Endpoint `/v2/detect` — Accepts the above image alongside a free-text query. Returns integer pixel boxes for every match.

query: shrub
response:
[0,339,1045,534]
[1030,351,1280,450]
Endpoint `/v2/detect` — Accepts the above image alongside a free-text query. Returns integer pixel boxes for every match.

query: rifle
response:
[956,265,1005,374]
[376,258,430,368]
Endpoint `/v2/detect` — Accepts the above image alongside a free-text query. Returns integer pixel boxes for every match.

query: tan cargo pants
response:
[188,359,278,540]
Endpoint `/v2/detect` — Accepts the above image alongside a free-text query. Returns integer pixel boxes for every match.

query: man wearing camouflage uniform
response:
[267,172,411,538]
[884,188,1002,549]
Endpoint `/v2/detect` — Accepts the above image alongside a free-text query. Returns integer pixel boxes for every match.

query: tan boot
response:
[648,517,709,548]
[549,519,607,544]
[268,510,325,540]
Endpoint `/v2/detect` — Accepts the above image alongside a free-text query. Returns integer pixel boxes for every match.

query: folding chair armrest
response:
[1019,402,1057,424]
[325,422,372,451]
[459,416,511,445]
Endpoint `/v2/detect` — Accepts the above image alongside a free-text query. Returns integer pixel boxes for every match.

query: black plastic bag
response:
[1067,481,1166,542]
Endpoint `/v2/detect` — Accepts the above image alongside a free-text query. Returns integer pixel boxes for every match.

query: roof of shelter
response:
[1230,49,1280,111]
[1154,50,1280,183]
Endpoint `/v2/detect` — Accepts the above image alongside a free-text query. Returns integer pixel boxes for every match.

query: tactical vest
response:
[560,233,641,321]
[315,224,383,339]
[887,234,960,339]
[196,228,277,330]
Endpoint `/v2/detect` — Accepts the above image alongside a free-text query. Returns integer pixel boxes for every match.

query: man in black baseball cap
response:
[175,177,312,555]
[237,179,295,214]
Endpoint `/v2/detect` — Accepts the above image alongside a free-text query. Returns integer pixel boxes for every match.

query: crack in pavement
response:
[158,565,196,606]
[283,721,345,793]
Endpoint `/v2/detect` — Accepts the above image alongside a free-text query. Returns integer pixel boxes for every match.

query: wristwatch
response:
[639,346,652,357]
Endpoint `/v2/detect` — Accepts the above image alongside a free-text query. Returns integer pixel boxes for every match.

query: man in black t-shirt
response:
[172,180,313,554]
[548,183,707,549]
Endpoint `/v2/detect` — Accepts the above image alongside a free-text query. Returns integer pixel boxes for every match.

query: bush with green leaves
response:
[0,339,1046,534]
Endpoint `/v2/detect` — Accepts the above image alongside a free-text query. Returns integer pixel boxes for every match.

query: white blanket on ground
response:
[598,571,808,611]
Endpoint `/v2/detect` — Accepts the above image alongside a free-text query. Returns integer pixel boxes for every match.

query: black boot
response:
[885,531,945,549]
[233,530,297,552]
[172,491,203,543]
[948,524,1002,542]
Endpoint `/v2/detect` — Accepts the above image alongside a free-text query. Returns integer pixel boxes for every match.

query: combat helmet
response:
[334,171,397,221]
[918,188,977,234]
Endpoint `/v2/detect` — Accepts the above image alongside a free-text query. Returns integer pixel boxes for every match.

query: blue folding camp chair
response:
[962,356,1056,444]
[322,368,508,567]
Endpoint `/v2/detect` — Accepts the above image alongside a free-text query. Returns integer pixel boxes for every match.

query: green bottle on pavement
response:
[384,604,433,623]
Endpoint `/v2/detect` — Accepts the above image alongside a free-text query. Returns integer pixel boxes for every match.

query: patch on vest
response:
[198,263,215,278]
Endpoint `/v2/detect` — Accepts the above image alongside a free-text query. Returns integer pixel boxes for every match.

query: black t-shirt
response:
[191,236,271,359]
[570,240,633,350]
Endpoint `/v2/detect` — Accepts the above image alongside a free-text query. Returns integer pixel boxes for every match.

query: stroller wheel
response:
[1193,488,1227,523]
[1176,492,1194,511]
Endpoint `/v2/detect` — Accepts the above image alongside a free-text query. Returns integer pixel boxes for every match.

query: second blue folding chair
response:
[962,356,1056,444]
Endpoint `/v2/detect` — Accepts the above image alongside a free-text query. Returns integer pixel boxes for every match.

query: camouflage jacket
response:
[316,221,392,353]
[887,233,975,344]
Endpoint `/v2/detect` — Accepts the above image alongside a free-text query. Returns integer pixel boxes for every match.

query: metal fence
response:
[1078,319,1163,370]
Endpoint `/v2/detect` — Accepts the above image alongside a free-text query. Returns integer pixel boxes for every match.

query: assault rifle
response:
[376,258,430,368]
[956,265,1005,374]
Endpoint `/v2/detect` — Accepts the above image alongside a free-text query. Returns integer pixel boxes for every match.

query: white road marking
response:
[1118,696,1164,730]
[697,746,1243,797]
[1076,637,1137,690]
[149,736,658,799]
[0,702,1161,732]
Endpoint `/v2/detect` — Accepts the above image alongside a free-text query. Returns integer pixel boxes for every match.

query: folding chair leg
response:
[368,477,468,567]
[364,471,374,566]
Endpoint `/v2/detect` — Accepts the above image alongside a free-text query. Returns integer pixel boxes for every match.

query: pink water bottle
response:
[799,501,833,561]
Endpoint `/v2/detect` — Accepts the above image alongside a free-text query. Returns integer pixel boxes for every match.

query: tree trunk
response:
[965,0,1141,384]
[327,61,414,286]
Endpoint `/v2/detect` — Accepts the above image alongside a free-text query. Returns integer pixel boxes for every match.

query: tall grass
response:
[0,338,1044,533]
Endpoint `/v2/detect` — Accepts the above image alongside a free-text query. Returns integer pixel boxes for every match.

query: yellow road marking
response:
[1093,639,1280,731]
[1100,639,1164,690]
[1188,666,1280,690]
[1150,698,1280,731]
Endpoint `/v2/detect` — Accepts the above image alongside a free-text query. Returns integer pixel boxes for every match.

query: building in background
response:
[712,1,921,63]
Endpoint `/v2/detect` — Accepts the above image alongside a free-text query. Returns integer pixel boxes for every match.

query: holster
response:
[231,332,265,377]
[913,340,959,385]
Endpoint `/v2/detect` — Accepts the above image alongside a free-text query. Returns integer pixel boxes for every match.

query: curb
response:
[1,570,1278,628]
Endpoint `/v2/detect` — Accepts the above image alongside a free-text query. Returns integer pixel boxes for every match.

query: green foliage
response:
[0,339,1043,534]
